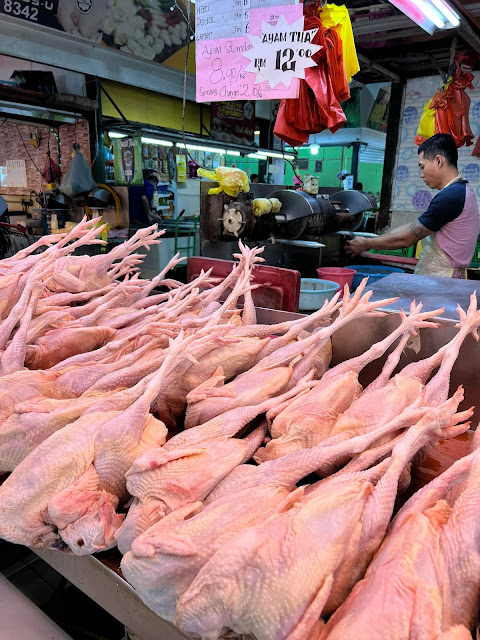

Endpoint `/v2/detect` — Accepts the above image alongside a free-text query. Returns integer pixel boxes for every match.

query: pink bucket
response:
[316,267,357,297]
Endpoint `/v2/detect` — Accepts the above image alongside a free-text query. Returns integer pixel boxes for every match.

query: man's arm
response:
[345,221,431,255]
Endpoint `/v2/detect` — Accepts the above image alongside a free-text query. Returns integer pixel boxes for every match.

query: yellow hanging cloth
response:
[320,3,360,82]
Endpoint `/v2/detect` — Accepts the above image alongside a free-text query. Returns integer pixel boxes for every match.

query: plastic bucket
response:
[349,265,404,290]
[299,278,340,312]
[316,267,357,297]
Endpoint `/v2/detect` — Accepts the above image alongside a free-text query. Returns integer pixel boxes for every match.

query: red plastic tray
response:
[187,257,301,312]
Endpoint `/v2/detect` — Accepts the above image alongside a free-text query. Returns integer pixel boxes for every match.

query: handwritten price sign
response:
[196,4,303,102]
[244,14,321,88]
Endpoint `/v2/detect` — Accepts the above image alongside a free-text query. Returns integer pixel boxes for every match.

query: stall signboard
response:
[113,136,143,186]
[0,0,192,65]
[196,1,320,102]
[210,101,255,144]
[367,88,391,133]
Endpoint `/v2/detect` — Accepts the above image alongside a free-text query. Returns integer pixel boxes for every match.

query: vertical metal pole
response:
[86,76,105,184]
[378,79,406,230]
[351,141,360,185]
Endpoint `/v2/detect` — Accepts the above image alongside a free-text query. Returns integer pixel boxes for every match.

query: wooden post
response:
[378,79,406,231]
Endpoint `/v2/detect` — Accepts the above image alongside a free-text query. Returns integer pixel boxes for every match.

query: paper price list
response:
[195,0,297,41]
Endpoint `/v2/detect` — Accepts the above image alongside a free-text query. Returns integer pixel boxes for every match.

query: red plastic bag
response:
[430,65,474,148]
[274,100,310,146]
[41,151,62,183]
[274,14,348,144]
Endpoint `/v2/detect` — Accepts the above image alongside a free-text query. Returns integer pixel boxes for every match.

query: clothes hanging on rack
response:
[319,3,359,82]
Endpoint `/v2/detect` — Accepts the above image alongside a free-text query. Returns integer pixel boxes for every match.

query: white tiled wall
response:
[391,73,480,228]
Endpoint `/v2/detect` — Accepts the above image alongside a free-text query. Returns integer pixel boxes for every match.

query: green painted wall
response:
[284,146,383,195]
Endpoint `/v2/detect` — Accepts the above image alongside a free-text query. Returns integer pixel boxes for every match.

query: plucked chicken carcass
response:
[174,391,471,640]
[321,440,480,639]
[116,373,317,555]
[0,330,238,553]
[120,385,466,623]
[115,423,267,555]
[254,302,442,463]
[1,214,480,640]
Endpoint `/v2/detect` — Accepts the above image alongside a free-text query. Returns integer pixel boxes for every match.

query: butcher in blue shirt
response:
[347,134,480,278]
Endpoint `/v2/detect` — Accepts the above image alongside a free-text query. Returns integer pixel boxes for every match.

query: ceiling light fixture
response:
[108,131,127,138]
[253,151,295,160]
[141,137,173,146]
[177,143,227,154]
[387,0,459,33]
[310,145,319,155]
[430,0,460,27]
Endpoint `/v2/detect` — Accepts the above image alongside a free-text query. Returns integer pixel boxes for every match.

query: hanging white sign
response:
[242,14,321,89]
[6,159,27,188]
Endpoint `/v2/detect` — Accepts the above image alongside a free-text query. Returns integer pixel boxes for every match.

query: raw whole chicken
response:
[174,391,471,639]
[321,441,480,640]
[0,216,479,640]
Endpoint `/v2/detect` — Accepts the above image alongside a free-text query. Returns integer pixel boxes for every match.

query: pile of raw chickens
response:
[0,217,479,640]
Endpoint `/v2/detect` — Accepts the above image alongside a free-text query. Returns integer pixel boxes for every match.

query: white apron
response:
[414,234,454,278]
[414,175,466,279]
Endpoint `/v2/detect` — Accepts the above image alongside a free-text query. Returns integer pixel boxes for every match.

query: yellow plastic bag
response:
[415,99,435,144]
[320,4,359,82]
[197,167,250,197]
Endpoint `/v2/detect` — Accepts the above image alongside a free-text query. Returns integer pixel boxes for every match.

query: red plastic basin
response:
[316,267,357,297]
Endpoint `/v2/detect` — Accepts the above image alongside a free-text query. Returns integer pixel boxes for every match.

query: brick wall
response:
[0,119,91,197]
[391,73,480,228]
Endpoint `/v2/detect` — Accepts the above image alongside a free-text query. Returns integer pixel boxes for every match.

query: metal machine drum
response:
[329,190,376,232]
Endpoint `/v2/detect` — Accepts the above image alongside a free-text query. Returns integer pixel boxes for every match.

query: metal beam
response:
[457,19,480,52]
[378,79,406,231]
[352,14,415,35]
[357,53,401,82]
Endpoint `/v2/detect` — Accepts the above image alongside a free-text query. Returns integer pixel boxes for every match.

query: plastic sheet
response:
[197,167,249,197]
[59,146,97,197]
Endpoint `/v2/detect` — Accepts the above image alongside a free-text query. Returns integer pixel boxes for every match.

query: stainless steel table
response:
[33,550,186,640]
[365,272,480,321]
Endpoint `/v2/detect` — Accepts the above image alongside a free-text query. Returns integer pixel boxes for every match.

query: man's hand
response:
[345,237,371,256]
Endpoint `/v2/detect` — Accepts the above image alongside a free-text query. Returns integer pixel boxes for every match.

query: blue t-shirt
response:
[418,179,480,268]
[129,180,155,225]
[418,179,467,232]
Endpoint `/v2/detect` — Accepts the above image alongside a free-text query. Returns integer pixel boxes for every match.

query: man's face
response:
[418,152,443,190]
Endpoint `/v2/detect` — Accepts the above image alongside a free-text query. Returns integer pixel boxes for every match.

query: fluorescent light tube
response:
[430,0,460,27]
[108,131,127,138]
[248,153,268,159]
[419,1,446,28]
[141,137,173,146]
[178,143,227,154]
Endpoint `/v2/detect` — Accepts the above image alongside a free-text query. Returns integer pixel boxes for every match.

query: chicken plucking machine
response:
[199,182,377,277]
